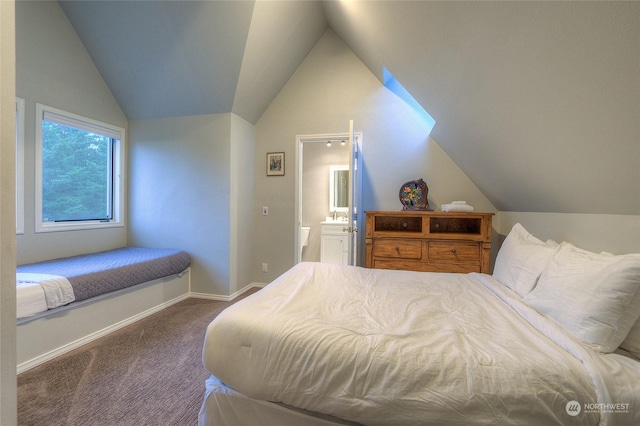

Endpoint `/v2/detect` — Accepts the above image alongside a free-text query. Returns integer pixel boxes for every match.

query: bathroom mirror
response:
[329,165,349,213]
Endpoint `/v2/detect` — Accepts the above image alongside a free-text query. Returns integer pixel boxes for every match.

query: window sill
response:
[35,220,124,233]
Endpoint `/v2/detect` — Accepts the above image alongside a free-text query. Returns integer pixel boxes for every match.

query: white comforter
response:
[202,262,640,425]
[17,273,75,319]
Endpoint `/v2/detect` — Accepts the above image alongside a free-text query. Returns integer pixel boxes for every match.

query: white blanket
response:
[203,262,640,426]
[17,273,75,319]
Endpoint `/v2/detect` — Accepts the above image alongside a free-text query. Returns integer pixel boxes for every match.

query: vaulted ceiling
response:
[58,0,639,215]
[58,0,328,122]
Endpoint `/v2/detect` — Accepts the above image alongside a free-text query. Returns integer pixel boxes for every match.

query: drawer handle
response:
[395,246,400,252]
[451,248,457,254]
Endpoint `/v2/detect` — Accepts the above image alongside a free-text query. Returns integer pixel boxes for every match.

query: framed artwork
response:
[266,152,285,176]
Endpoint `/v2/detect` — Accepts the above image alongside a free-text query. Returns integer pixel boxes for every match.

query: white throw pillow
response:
[493,223,557,297]
[523,242,640,353]
[621,320,640,358]
[600,252,640,358]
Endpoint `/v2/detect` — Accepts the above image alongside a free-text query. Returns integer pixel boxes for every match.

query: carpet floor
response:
[17,289,259,426]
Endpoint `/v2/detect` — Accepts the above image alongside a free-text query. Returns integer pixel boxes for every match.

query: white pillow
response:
[523,242,640,353]
[493,223,557,297]
[621,320,640,358]
[601,252,640,358]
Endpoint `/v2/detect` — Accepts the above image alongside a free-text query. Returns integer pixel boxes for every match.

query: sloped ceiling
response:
[325,1,640,216]
[59,0,328,122]
[58,0,639,215]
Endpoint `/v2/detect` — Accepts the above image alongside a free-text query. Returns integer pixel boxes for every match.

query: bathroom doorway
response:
[294,124,361,266]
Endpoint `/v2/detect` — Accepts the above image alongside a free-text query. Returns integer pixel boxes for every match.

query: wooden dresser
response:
[365,211,493,273]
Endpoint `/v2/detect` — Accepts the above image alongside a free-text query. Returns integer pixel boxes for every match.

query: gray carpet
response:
[18,289,259,426]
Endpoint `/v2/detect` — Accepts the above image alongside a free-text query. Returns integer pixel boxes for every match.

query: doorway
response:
[294,130,361,265]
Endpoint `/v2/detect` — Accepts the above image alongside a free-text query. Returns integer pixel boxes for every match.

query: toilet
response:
[300,226,311,248]
[300,226,311,260]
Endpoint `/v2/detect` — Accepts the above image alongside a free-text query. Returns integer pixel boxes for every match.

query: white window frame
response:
[16,97,25,234]
[35,103,125,233]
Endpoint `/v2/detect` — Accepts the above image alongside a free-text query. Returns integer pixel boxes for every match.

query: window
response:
[16,98,25,234]
[382,67,436,135]
[35,103,124,232]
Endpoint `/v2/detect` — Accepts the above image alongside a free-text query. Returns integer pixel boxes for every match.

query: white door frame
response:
[294,131,362,265]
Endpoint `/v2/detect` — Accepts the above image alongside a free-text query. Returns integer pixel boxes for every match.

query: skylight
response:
[383,67,436,134]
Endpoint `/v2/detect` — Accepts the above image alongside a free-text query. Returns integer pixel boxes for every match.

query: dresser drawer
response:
[374,259,429,272]
[428,241,480,262]
[373,239,422,259]
[374,259,481,273]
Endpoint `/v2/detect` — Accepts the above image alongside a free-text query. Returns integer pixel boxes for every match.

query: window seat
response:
[17,247,191,372]
[17,246,190,321]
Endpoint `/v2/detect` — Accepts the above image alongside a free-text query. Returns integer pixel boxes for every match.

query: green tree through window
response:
[41,120,113,222]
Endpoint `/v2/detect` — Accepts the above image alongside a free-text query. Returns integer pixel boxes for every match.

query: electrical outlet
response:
[262,206,269,216]
[262,263,268,272]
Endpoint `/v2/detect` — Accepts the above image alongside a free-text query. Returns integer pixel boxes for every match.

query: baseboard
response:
[17,293,190,374]
[190,282,266,302]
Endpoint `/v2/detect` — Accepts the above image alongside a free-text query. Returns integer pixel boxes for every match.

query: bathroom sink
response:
[321,217,348,224]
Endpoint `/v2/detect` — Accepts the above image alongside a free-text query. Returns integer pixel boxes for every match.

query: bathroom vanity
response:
[320,221,349,265]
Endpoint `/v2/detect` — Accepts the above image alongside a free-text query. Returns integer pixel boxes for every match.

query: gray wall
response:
[325,1,640,217]
[1,2,17,424]
[14,1,257,296]
[229,114,255,295]
[13,2,640,290]
[128,113,255,296]
[497,212,640,255]
[253,29,640,284]
[15,1,128,264]
[253,30,496,282]
[129,114,231,295]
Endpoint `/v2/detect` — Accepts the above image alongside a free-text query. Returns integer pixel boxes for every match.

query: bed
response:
[199,224,640,425]
[16,246,191,320]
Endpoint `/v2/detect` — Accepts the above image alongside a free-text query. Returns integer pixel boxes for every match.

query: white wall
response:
[15,1,128,264]
[0,1,17,423]
[254,29,496,282]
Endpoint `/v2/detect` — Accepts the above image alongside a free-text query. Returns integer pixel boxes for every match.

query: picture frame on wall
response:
[266,152,285,176]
